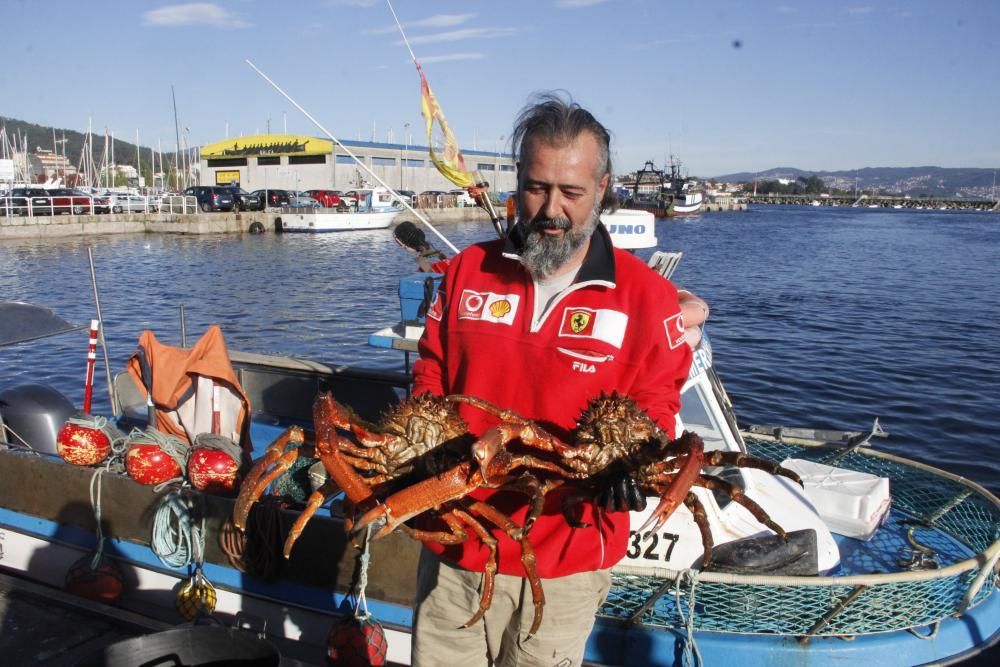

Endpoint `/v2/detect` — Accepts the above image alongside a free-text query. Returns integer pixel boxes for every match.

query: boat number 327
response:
[626,530,680,561]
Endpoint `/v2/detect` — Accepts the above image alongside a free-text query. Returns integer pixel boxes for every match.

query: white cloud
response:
[398,27,517,46]
[418,52,486,64]
[366,13,477,36]
[556,0,609,8]
[143,3,251,28]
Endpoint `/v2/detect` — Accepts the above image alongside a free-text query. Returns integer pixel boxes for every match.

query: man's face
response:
[517,132,609,279]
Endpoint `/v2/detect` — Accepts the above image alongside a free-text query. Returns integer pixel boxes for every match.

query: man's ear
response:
[598,172,609,200]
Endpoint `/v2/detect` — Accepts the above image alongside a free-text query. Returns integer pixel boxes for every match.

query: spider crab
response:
[354,391,802,568]
[232,391,545,632]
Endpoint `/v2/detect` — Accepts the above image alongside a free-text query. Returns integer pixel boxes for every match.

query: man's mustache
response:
[528,216,571,231]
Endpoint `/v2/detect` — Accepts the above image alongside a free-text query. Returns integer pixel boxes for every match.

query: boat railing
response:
[602,438,1000,638]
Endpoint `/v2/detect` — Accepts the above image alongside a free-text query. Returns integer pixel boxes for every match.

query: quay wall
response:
[0,201,750,241]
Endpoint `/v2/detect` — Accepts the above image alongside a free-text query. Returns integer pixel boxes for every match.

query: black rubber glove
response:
[596,470,647,513]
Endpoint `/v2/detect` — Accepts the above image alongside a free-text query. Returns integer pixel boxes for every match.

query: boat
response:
[1,222,998,665]
[278,186,400,232]
[627,157,704,217]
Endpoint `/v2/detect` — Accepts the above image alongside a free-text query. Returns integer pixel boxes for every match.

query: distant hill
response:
[713,166,999,199]
[1,116,184,170]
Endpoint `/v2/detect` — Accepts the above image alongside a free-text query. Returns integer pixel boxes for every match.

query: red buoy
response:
[126,444,182,485]
[65,553,124,603]
[56,421,111,466]
[327,615,388,666]
[187,448,240,494]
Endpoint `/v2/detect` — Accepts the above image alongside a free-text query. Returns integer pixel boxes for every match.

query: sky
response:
[3,0,999,178]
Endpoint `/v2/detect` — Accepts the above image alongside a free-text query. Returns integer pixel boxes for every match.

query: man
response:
[410,93,693,667]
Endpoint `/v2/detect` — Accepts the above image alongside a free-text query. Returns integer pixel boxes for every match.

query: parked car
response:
[305,189,345,208]
[335,190,358,208]
[47,188,100,215]
[250,189,292,208]
[5,187,52,215]
[448,189,477,207]
[393,189,416,207]
[183,186,236,212]
[289,191,322,209]
[218,186,262,211]
[104,192,154,213]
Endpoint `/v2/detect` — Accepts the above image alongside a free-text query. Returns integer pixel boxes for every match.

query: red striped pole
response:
[83,319,99,413]
[211,381,221,434]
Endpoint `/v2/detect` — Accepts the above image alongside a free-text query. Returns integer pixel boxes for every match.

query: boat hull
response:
[279,210,398,232]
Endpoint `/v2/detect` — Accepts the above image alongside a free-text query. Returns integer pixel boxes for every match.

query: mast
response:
[171,85,182,190]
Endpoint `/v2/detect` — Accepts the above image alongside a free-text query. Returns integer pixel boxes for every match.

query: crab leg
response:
[353,461,485,538]
[683,492,714,568]
[695,474,788,540]
[704,451,803,486]
[233,426,306,529]
[283,478,341,559]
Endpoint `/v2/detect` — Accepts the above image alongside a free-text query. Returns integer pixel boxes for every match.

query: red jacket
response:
[412,223,692,578]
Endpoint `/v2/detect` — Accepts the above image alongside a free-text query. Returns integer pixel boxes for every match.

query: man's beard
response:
[519,201,602,280]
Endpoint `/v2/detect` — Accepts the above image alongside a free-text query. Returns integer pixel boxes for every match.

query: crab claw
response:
[353,461,482,539]
[638,432,705,533]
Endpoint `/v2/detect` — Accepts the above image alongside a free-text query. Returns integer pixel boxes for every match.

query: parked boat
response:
[278,186,400,232]
[626,157,704,217]
[1,233,997,665]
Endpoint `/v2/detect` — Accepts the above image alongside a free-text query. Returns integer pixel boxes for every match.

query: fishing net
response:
[598,439,1000,637]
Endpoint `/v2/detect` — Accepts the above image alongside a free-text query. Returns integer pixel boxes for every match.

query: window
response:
[336,154,357,164]
[206,158,248,168]
[476,163,496,171]
[289,154,326,165]
[403,158,424,168]
[500,164,515,172]
[372,156,396,167]
[257,156,280,166]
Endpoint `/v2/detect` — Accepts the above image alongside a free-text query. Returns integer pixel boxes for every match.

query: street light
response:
[402,122,411,190]
[495,135,505,188]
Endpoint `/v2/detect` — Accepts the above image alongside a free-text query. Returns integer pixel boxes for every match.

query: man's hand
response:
[596,470,647,513]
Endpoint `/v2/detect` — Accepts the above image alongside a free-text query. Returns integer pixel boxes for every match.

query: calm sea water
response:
[1,205,998,494]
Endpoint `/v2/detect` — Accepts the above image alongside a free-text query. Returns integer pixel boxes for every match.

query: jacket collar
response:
[501,221,617,285]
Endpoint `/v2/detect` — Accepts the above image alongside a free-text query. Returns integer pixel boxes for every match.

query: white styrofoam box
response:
[780,458,891,541]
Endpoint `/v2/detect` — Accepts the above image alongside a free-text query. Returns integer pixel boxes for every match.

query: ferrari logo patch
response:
[558,307,627,348]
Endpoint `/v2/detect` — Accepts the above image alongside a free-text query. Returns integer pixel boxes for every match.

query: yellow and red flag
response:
[418,62,474,189]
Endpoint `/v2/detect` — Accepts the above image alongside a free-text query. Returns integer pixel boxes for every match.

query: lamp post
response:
[402,122,410,190]
[495,135,505,188]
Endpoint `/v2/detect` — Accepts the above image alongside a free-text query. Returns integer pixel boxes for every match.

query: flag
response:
[418,62,475,189]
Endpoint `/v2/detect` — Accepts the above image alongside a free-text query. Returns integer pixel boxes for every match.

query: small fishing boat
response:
[2,215,996,666]
[626,157,704,218]
[279,187,400,232]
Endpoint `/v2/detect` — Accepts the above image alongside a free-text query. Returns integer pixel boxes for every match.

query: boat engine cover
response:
[0,383,75,455]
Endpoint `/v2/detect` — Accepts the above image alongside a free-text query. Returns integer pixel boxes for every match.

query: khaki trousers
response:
[411,548,612,667]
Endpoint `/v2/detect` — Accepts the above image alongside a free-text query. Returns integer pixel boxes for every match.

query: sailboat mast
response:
[171,85,183,190]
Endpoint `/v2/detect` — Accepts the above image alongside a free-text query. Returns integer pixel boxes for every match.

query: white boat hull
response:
[280,210,398,232]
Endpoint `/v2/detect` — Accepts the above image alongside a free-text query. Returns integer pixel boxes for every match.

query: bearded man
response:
[410,92,693,667]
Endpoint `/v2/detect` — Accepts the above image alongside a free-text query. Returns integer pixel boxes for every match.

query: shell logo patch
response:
[663,312,686,349]
[558,307,627,348]
[457,289,520,325]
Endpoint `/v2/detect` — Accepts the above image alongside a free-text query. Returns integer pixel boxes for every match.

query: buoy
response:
[187,439,241,494]
[65,553,124,603]
[126,442,184,485]
[176,568,217,621]
[57,415,112,466]
[326,614,388,667]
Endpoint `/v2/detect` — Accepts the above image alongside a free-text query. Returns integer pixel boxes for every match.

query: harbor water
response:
[1,205,997,494]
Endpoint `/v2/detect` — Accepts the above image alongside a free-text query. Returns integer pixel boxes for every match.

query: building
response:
[197,134,516,194]
[27,148,77,184]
